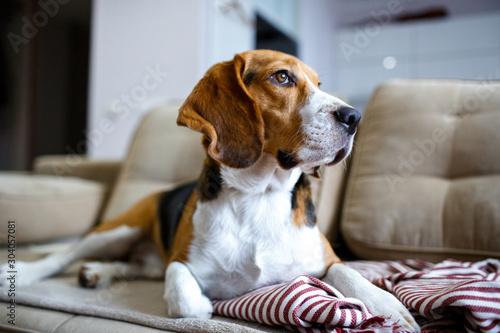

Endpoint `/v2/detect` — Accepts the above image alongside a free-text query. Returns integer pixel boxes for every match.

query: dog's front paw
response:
[324,264,420,332]
[164,261,213,319]
[362,286,420,332]
[166,291,213,319]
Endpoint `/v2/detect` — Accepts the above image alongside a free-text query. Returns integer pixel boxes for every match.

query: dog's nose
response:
[333,106,361,135]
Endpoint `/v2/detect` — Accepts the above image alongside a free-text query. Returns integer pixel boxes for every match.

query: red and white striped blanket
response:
[212,259,500,333]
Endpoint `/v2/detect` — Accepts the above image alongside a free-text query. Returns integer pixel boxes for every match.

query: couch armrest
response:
[33,155,122,190]
[33,155,123,224]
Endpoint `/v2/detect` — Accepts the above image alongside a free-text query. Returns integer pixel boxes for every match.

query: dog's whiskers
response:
[286,124,306,148]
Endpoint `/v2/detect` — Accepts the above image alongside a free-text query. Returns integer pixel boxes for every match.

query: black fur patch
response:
[243,71,258,86]
[196,162,223,201]
[305,197,316,227]
[158,182,197,251]
[291,186,299,211]
[277,149,299,170]
[291,174,316,227]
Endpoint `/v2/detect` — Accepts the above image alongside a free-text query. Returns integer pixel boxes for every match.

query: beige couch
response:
[1,79,499,332]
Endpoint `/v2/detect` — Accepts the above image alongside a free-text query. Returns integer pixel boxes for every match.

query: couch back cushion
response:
[102,104,205,220]
[342,79,500,262]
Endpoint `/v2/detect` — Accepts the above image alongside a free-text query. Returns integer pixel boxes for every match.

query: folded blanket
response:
[213,274,405,333]
[213,259,500,333]
[351,259,500,333]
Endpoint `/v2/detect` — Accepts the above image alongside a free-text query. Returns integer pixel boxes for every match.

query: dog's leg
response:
[323,263,420,332]
[78,260,165,288]
[0,225,141,287]
[163,261,213,319]
[79,241,165,288]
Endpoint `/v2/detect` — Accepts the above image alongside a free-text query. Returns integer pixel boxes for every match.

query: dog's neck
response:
[220,153,302,195]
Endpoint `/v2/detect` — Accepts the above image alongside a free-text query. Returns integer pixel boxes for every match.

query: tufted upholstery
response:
[341,79,500,262]
[102,104,206,220]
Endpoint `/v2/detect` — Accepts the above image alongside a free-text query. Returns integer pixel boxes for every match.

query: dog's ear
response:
[177,54,263,168]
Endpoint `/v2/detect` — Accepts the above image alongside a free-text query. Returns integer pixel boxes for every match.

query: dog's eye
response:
[270,70,295,87]
[276,72,289,84]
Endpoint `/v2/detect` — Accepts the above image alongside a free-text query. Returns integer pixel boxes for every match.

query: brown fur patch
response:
[167,192,198,265]
[92,192,162,235]
[177,56,264,169]
[320,233,343,278]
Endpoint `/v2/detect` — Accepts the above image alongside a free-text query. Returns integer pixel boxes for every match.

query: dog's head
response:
[177,50,360,176]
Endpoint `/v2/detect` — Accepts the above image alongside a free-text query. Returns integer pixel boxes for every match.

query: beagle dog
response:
[0,50,419,331]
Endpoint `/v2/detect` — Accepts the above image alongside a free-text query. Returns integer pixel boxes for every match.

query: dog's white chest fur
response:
[186,155,327,300]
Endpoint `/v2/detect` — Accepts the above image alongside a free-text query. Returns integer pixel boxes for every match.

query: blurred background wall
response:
[1,0,499,168]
